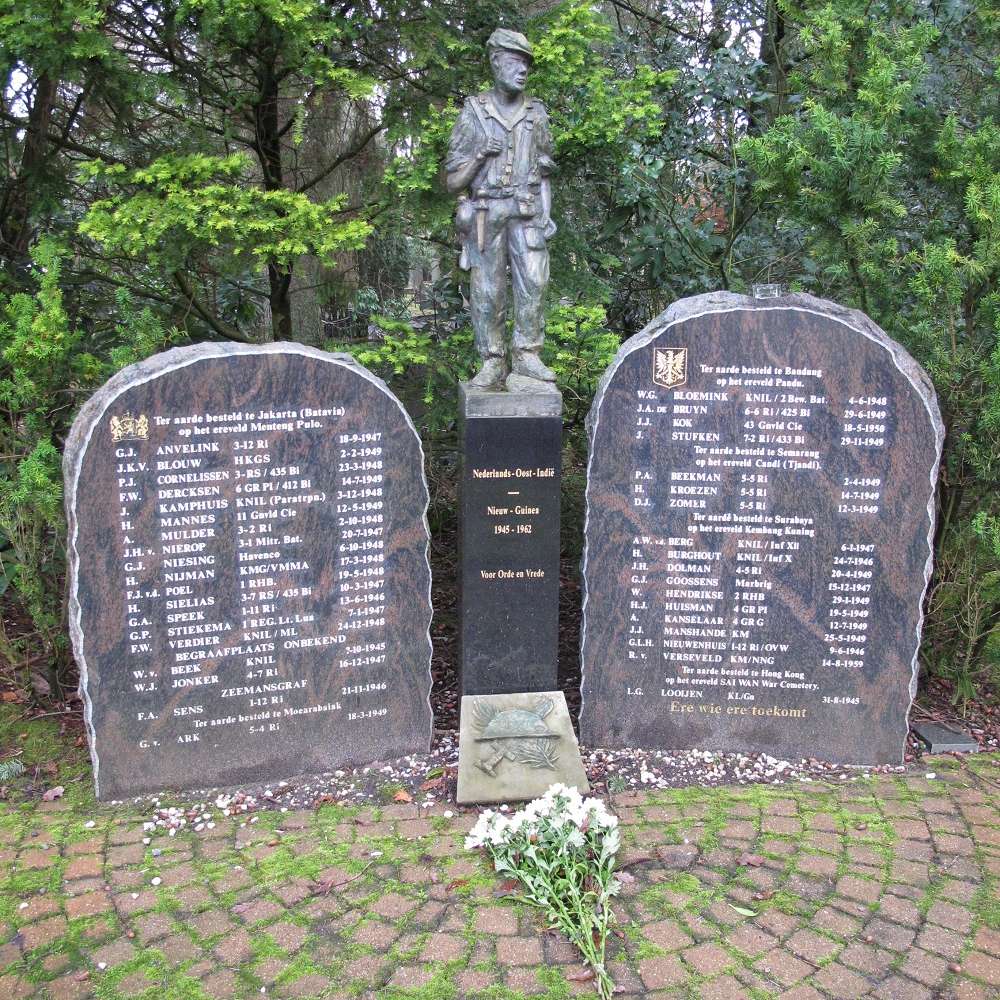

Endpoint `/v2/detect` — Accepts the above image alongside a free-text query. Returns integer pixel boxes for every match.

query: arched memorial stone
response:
[65,343,432,799]
[580,292,943,765]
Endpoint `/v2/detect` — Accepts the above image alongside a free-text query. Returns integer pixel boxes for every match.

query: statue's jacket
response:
[446,93,556,269]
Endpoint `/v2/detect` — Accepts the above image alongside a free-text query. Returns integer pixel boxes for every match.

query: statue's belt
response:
[473,183,542,200]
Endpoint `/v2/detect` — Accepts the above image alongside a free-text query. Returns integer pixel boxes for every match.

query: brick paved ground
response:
[1,754,998,999]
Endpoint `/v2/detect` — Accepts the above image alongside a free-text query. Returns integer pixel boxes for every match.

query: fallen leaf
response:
[392,789,412,803]
[41,786,64,801]
[446,878,469,891]
[567,968,596,983]
[419,776,444,791]
[1,691,20,703]
[737,852,765,867]
[29,673,51,698]
[619,854,656,869]
[751,890,774,902]
[493,878,519,898]
[312,862,373,896]
[656,844,699,868]
[729,904,758,917]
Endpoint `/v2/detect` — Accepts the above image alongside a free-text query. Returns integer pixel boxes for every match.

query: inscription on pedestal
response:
[580,293,943,765]
[65,343,432,799]
[459,385,561,695]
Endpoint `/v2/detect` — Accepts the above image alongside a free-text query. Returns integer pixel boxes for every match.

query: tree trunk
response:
[1,71,57,266]
[257,50,291,342]
[288,90,373,345]
[268,262,292,341]
[752,0,787,135]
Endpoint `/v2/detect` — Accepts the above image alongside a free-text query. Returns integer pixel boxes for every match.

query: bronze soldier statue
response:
[446,29,557,391]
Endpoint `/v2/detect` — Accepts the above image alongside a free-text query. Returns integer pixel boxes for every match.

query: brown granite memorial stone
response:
[579,292,943,765]
[65,343,432,799]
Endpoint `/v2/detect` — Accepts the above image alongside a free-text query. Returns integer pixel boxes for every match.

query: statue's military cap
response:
[486,28,533,63]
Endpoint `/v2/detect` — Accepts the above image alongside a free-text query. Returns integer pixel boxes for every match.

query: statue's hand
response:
[542,217,557,240]
[479,136,504,159]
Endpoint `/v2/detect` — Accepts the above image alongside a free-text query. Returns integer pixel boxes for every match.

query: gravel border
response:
[105,724,1000,835]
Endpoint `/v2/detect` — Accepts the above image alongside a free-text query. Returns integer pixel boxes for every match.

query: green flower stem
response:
[498,853,616,998]
[466,787,622,999]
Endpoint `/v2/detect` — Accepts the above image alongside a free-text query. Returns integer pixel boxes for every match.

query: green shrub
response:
[0,239,177,697]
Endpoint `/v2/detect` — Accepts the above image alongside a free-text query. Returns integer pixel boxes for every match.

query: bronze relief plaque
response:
[457,690,589,804]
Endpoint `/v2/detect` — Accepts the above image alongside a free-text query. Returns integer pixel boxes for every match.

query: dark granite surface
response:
[912,722,979,755]
[459,384,561,696]
[64,343,432,800]
[579,293,943,765]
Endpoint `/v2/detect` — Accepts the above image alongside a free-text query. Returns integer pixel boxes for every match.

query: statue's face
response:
[491,50,530,96]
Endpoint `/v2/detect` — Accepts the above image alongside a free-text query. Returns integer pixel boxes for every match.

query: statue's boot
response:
[469,355,509,389]
[511,349,556,382]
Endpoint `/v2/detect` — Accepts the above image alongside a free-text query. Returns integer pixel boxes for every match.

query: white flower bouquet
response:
[466,784,621,998]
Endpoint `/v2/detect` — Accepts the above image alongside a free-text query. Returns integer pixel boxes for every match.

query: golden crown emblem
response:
[110,413,149,442]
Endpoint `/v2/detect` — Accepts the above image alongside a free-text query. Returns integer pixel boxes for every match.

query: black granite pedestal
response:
[459,383,562,695]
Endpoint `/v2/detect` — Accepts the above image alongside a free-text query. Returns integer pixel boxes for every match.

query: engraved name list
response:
[66,345,432,799]
[580,294,942,765]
